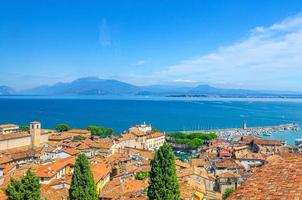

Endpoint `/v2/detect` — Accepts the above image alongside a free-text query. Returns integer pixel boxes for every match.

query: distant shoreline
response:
[166,94,302,99]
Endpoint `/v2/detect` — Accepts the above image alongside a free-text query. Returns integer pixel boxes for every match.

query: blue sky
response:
[1,0,302,91]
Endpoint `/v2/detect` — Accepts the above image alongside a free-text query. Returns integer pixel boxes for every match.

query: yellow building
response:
[91,163,111,195]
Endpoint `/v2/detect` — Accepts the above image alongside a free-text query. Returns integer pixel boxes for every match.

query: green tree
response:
[223,188,235,200]
[20,125,30,132]
[5,170,41,200]
[69,154,98,200]
[21,170,41,200]
[148,143,180,200]
[135,171,149,180]
[73,135,86,141]
[5,179,23,200]
[151,127,160,133]
[55,124,70,132]
[87,125,114,138]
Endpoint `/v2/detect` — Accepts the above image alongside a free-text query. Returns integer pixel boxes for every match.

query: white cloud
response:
[132,60,146,66]
[172,79,197,83]
[153,13,302,91]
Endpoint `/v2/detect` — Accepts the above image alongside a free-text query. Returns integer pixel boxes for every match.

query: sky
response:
[1,0,302,91]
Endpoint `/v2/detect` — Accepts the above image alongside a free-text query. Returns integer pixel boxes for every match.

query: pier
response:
[180,123,301,140]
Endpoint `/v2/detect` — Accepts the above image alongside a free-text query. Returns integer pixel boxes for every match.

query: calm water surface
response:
[0,96,301,145]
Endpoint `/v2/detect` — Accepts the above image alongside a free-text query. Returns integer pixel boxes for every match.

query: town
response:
[0,121,302,199]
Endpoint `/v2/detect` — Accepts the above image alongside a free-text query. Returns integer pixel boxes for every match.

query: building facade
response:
[0,121,49,151]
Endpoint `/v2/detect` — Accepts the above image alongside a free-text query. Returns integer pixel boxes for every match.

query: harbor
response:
[181,122,301,142]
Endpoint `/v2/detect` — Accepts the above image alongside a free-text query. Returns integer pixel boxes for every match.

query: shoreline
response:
[180,123,301,141]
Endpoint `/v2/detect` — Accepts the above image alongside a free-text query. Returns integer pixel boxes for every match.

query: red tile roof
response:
[0,132,30,141]
[242,136,283,146]
[3,163,15,174]
[230,155,302,199]
[62,148,80,156]
[68,129,90,134]
[36,157,75,178]
[91,163,111,183]
[145,132,165,139]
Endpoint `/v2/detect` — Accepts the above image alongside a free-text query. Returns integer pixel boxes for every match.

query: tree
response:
[151,127,160,133]
[69,154,98,200]
[20,125,30,132]
[135,171,149,180]
[5,170,41,200]
[87,125,114,138]
[55,124,70,132]
[148,143,180,200]
[223,188,235,200]
[5,179,23,200]
[21,170,41,200]
[73,135,86,141]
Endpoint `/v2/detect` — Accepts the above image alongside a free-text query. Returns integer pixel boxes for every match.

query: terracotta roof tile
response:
[100,179,148,199]
[0,132,30,141]
[3,163,15,174]
[229,155,302,199]
[36,157,75,178]
[62,148,80,156]
[242,136,283,146]
[145,132,165,139]
[67,129,90,134]
[91,163,111,183]
[175,160,190,168]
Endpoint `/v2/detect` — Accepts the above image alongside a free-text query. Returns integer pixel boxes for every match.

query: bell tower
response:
[30,121,41,148]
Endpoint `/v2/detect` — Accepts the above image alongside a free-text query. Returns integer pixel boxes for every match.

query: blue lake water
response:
[0,96,302,145]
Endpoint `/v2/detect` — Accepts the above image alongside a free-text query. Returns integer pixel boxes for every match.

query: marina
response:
[181,122,301,142]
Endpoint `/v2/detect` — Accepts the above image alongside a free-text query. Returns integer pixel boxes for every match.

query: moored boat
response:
[295,138,302,146]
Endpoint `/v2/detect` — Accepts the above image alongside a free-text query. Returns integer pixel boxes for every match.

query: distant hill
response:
[21,77,140,95]
[186,84,301,97]
[0,86,15,95]
[13,77,302,98]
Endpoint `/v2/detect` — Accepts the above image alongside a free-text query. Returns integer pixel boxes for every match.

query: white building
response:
[120,124,165,151]
[0,124,19,134]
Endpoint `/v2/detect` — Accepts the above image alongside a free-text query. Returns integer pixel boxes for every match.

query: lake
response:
[0,96,301,145]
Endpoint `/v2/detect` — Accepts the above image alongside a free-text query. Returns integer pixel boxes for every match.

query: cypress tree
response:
[69,154,98,200]
[148,143,180,200]
[5,170,41,200]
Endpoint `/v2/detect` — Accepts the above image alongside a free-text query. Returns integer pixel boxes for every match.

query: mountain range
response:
[1,77,302,98]
[0,86,15,95]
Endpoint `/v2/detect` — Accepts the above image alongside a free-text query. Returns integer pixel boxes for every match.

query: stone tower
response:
[30,121,41,148]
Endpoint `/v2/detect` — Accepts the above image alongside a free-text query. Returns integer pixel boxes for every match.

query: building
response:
[229,155,302,199]
[241,136,284,156]
[0,121,49,151]
[0,124,19,134]
[36,157,75,184]
[91,163,111,195]
[120,124,165,151]
[100,179,148,200]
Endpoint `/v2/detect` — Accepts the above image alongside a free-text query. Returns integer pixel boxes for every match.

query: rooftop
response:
[67,129,91,135]
[36,157,75,178]
[0,132,30,141]
[0,124,18,129]
[91,163,111,183]
[242,136,283,146]
[145,132,165,139]
[230,155,302,199]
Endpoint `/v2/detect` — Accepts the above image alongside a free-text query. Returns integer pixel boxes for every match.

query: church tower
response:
[30,121,41,148]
